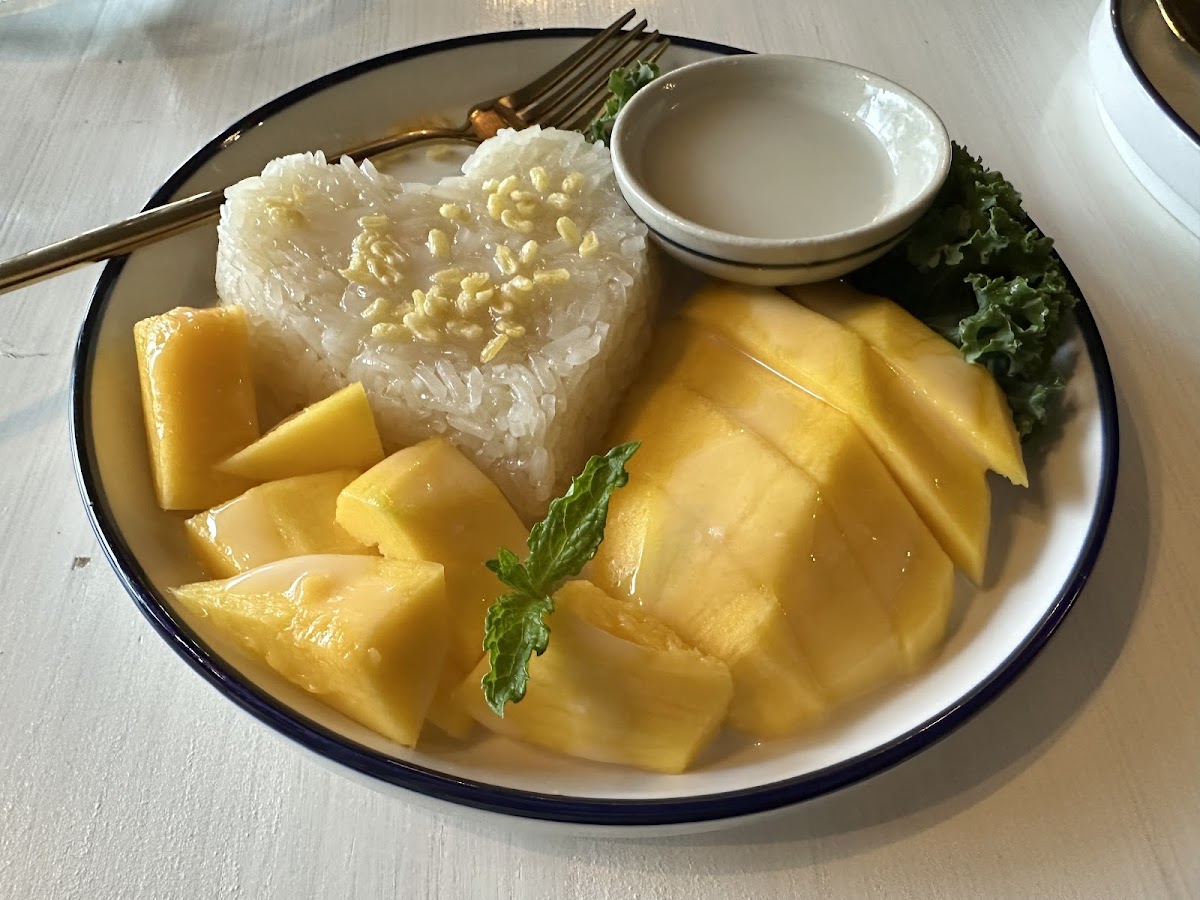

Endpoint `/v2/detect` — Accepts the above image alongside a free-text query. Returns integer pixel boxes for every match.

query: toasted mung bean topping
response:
[480,332,509,362]
[556,216,579,243]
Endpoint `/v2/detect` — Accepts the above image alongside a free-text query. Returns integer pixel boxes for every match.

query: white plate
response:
[70,30,1119,833]
[1089,0,1200,234]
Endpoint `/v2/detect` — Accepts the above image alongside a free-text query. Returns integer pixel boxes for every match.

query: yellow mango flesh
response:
[336,437,528,671]
[171,555,447,747]
[787,281,1027,486]
[683,281,991,583]
[424,663,478,739]
[608,382,905,700]
[455,580,733,774]
[650,322,954,667]
[134,306,259,510]
[185,469,374,579]
[218,382,385,483]
[592,479,827,737]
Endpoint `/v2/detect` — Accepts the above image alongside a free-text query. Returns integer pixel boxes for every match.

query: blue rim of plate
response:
[1110,0,1200,147]
[69,28,1120,828]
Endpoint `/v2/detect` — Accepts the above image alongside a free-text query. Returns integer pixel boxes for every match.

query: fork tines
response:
[505,9,671,132]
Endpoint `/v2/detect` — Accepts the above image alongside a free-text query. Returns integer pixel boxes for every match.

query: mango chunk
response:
[424,663,478,739]
[455,580,733,773]
[184,469,374,579]
[335,438,527,713]
[609,382,905,700]
[650,321,954,667]
[134,306,259,510]
[592,479,827,737]
[683,281,991,583]
[171,555,447,747]
[218,382,385,482]
[786,281,1027,486]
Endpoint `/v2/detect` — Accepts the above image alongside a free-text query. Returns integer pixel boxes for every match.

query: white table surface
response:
[2,0,1199,897]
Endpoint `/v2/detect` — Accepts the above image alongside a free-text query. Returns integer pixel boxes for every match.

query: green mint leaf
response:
[484,547,538,597]
[480,590,554,715]
[480,441,640,715]
[851,142,1079,439]
[583,61,661,145]
[524,441,640,588]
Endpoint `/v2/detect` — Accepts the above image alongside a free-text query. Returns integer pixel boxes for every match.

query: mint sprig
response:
[480,442,640,716]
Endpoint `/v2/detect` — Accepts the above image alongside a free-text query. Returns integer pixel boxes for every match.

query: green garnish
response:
[852,143,1079,439]
[480,441,640,715]
[584,61,661,145]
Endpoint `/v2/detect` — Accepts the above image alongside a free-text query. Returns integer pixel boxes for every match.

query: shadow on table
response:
[0,388,65,446]
[0,0,343,61]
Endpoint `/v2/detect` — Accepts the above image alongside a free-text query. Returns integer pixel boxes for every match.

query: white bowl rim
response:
[609,53,953,254]
[69,28,1120,829]
[1108,0,1200,148]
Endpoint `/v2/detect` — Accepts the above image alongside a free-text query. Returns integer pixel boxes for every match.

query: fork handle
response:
[0,126,475,296]
[0,191,226,295]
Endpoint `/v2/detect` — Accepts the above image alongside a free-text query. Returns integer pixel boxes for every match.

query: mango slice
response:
[218,382,385,482]
[335,437,528,672]
[649,321,954,667]
[425,663,478,739]
[134,306,259,510]
[455,580,733,773]
[592,479,828,737]
[786,281,1027,486]
[608,382,905,700]
[683,281,991,583]
[171,555,447,747]
[184,469,373,579]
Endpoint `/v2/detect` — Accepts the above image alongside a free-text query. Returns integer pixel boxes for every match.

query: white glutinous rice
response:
[215,127,656,519]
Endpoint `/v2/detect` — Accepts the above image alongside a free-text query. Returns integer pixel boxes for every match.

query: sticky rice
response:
[215,127,655,519]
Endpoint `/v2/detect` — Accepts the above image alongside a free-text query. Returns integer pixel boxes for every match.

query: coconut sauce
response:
[641,93,897,240]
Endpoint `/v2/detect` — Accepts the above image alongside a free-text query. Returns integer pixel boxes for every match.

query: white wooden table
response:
[2,0,1198,896]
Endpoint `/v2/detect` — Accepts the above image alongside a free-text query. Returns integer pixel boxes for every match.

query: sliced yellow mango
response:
[335,437,528,672]
[609,381,905,699]
[682,281,991,583]
[785,281,1027,486]
[218,382,385,482]
[455,580,733,773]
[171,555,447,747]
[134,306,259,510]
[649,321,954,667]
[424,663,478,739]
[592,478,828,737]
[185,469,373,579]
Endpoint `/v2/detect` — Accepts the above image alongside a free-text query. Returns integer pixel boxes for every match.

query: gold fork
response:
[0,10,668,295]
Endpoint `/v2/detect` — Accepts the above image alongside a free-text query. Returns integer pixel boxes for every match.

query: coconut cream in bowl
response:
[609,54,952,286]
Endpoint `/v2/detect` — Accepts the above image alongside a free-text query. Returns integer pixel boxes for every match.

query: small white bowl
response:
[609,54,952,286]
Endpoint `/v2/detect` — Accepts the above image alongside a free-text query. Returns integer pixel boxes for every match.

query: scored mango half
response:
[682,281,991,584]
[592,478,829,738]
[644,321,954,668]
[608,381,907,701]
